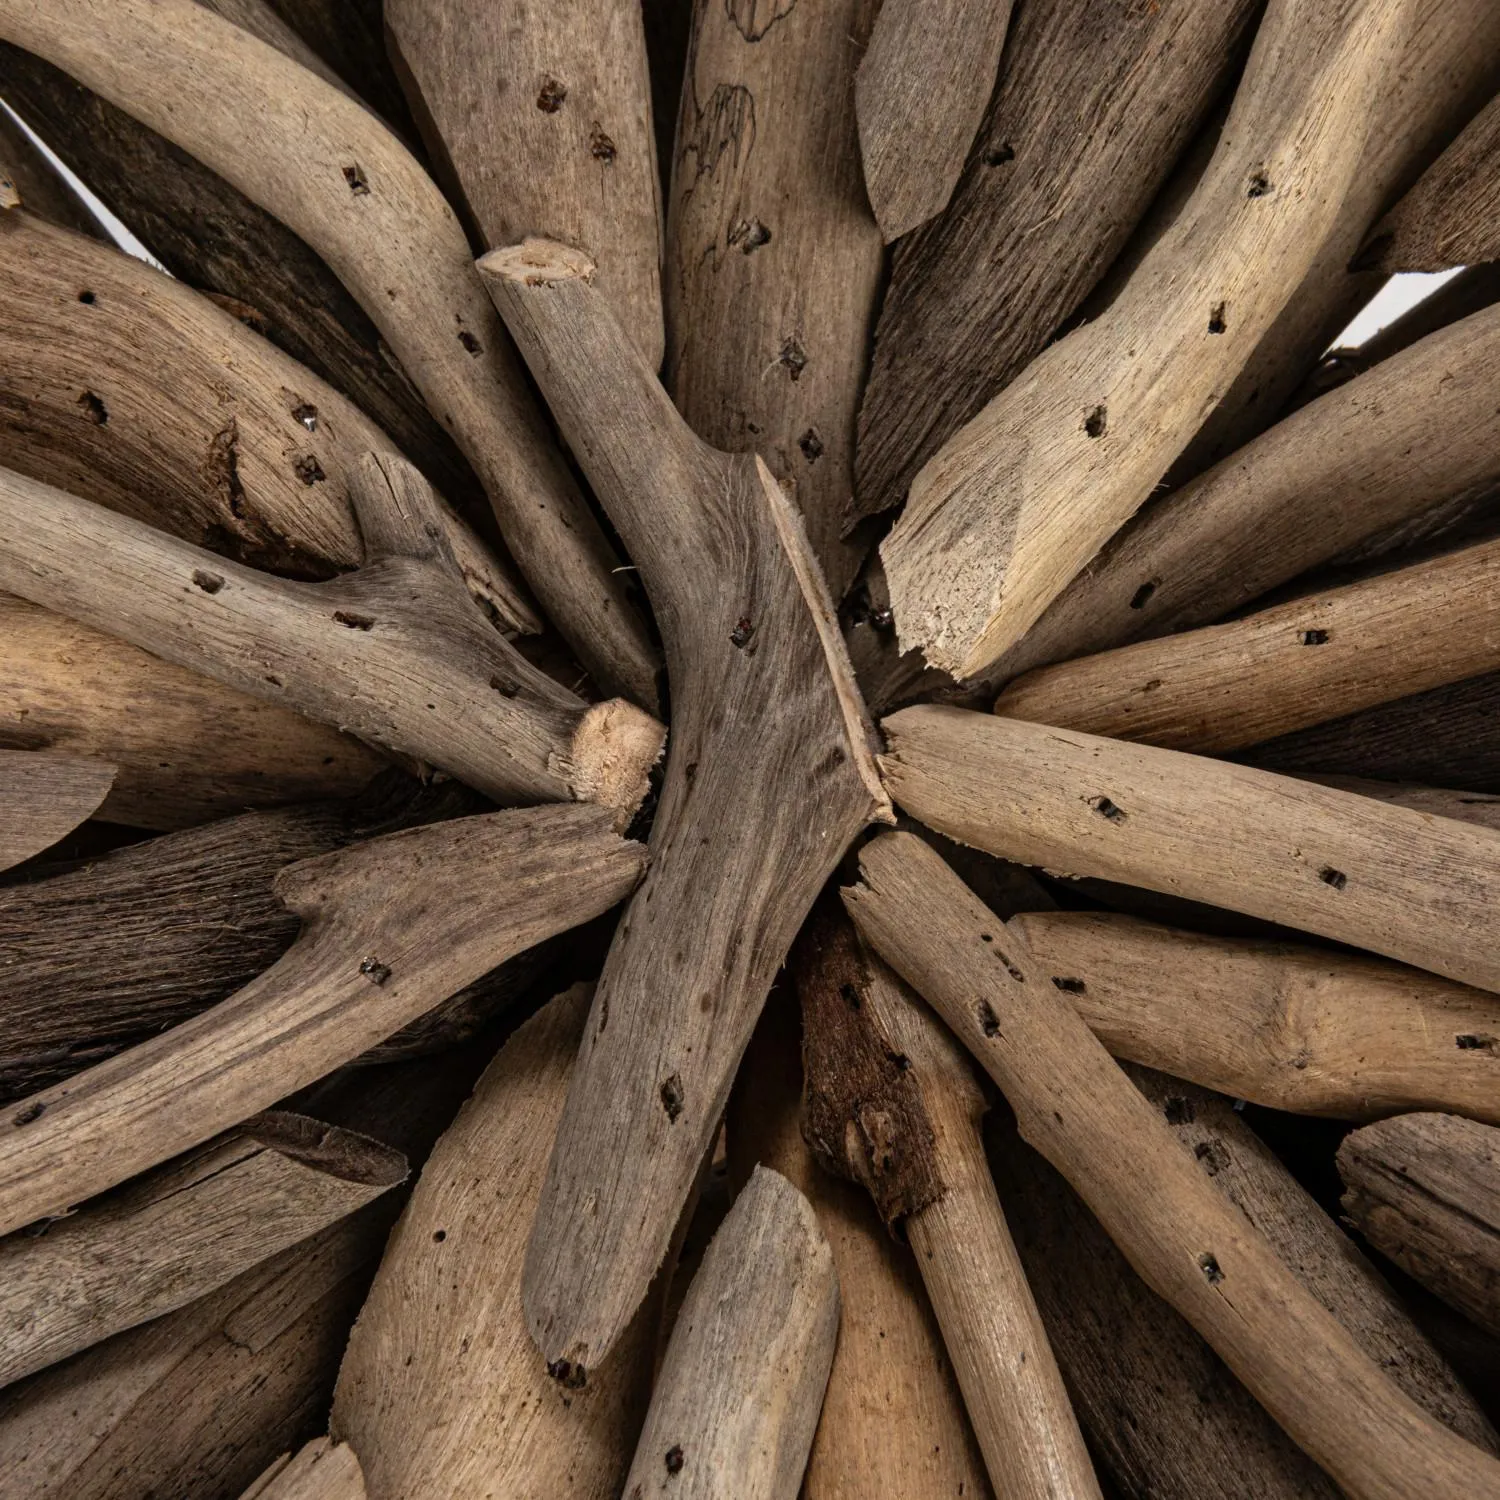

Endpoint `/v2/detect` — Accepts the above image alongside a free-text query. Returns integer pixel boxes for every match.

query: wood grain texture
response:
[0,749,114,872]
[388,0,663,365]
[619,1166,838,1500]
[1340,1112,1500,1338]
[1302,776,1500,830]
[0,457,663,812]
[664,0,883,601]
[843,831,1500,1500]
[0,103,100,235]
[240,1438,366,1500]
[880,0,1404,679]
[883,705,1500,995]
[854,0,1258,520]
[332,987,653,1498]
[0,0,659,704]
[0,804,643,1237]
[482,240,890,1373]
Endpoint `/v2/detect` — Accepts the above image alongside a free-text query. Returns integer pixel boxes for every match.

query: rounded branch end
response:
[479,238,597,289]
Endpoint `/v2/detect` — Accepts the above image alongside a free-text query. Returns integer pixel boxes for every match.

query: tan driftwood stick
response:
[880,0,1406,679]
[0,1111,406,1387]
[1302,775,1500,831]
[665,0,882,601]
[332,987,655,1499]
[481,239,890,1373]
[0,749,114,873]
[883,706,1500,994]
[1009,910,1500,1127]
[239,1439,367,1500]
[619,1167,838,1500]
[1340,1113,1500,1339]
[0,0,658,704]
[990,300,1500,683]
[796,907,1099,1500]
[388,0,662,366]
[0,804,643,1237]
[0,458,663,812]
[199,0,356,100]
[995,534,1500,753]
[854,0,1013,242]
[0,207,534,629]
[844,833,1500,1500]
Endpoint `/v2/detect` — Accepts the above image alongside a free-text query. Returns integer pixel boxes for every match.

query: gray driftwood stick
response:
[0,750,115,872]
[239,1438,367,1500]
[481,239,890,1375]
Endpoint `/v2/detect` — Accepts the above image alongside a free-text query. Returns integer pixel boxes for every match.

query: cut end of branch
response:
[478,239,598,289]
[554,698,667,821]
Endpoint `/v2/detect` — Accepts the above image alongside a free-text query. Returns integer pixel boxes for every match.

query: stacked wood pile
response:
[1,1,1499,1496]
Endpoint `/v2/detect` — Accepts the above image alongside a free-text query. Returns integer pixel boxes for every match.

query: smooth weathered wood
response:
[844,832,1500,1500]
[854,0,1013,242]
[482,239,890,1373]
[880,0,1405,679]
[0,103,101,236]
[332,987,654,1498]
[0,749,114,873]
[665,0,882,600]
[0,804,643,1237]
[388,0,662,366]
[0,0,659,704]
[619,1166,838,1500]
[0,458,663,811]
[1303,775,1500,830]
[199,0,354,97]
[240,1438,366,1500]
[1341,1113,1500,1339]
[883,705,1500,995]
[797,907,1099,1500]
[854,0,1258,520]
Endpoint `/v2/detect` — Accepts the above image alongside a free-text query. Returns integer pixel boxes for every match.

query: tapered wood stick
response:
[0,458,663,812]
[481,238,890,1373]
[240,1439,366,1500]
[880,0,1406,679]
[884,705,1500,994]
[665,0,882,600]
[797,906,1100,1500]
[332,987,654,1498]
[0,0,658,703]
[0,749,114,873]
[1340,1113,1500,1339]
[844,832,1500,1500]
[0,803,642,1237]
[619,1166,838,1500]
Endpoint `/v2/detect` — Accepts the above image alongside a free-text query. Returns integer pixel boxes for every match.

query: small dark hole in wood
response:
[1051,976,1086,994]
[798,427,824,463]
[1456,1033,1498,1051]
[342,164,369,195]
[293,455,326,485]
[660,1073,685,1121]
[547,1358,587,1389]
[1247,170,1271,198]
[334,611,376,630]
[731,217,772,253]
[360,956,392,985]
[1083,405,1107,439]
[490,675,520,697]
[1302,628,1329,645]
[1164,1096,1195,1125]
[665,1446,685,1475]
[590,126,617,163]
[887,1050,911,1072]
[730,617,756,649]
[1089,795,1125,823]
[458,329,482,356]
[432,1229,447,1243]
[840,982,861,1011]
[1208,302,1227,334]
[982,142,1015,166]
[78,390,108,425]
[291,402,318,431]
[77,289,96,304]
[1319,867,1347,891]
[778,337,808,381]
[536,76,568,112]
[980,932,993,942]
[12,1101,44,1126]
[192,570,225,594]
[978,1000,1001,1037]
[1198,1251,1224,1284]
[1129,581,1157,610]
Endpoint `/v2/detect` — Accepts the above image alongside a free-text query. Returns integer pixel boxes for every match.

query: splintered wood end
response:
[479,238,597,288]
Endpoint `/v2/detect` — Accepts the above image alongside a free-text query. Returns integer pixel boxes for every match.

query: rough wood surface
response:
[388,0,662,365]
[844,832,1500,1500]
[332,987,654,1498]
[199,0,353,96]
[240,1438,366,1500]
[883,705,1500,995]
[880,0,1404,679]
[1302,775,1500,830]
[0,749,114,873]
[0,804,643,1237]
[0,457,663,811]
[619,1166,838,1500]
[664,0,882,600]
[482,239,890,1373]
[1340,1112,1500,1339]
[0,104,100,236]
[0,0,659,704]
[854,0,1258,520]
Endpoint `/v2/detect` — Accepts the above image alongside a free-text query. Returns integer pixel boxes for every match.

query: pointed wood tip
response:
[0,750,118,873]
[478,239,597,289]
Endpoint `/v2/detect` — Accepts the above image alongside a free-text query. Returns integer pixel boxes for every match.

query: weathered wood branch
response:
[1301,775,1500,831]
[0,0,659,703]
[664,0,883,600]
[0,749,114,872]
[1340,1112,1500,1339]
[844,832,1500,1499]
[883,705,1500,994]
[880,0,1405,679]
[480,239,889,1372]
[619,1166,838,1500]
[240,1439,367,1500]
[797,906,1099,1500]
[0,457,663,811]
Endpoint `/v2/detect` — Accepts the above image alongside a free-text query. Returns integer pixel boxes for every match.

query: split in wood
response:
[239,1438,367,1500]
[0,748,114,873]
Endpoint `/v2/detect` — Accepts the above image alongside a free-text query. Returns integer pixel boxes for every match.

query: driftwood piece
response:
[0,0,659,704]
[1340,1112,1500,1339]
[481,239,890,1372]
[199,0,353,97]
[0,1111,406,1387]
[387,0,663,365]
[240,1439,366,1500]
[0,750,114,873]
[0,457,663,811]
[844,832,1500,1499]
[883,705,1500,994]
[1301,775,1500,830]
[854,0,1258,520]
[619,1166,838,1500]
[879,0,1404,679]
[0,103,100,236]
[664,0,883,600]
[853,0,1013,243]
[797,907,1099,1500]
[332,987,654,1498]
[0,804,643,1237]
